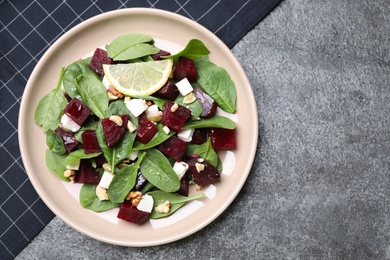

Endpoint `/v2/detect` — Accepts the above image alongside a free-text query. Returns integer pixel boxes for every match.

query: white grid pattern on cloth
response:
[0,0,280,258]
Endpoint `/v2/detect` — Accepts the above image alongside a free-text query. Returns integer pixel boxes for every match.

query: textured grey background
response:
[16,0,390,259]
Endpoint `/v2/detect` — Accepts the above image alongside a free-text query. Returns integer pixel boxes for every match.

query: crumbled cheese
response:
[175,78,193,96]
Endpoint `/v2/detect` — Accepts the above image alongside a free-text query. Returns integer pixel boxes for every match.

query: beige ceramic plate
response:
[19,8,258,246]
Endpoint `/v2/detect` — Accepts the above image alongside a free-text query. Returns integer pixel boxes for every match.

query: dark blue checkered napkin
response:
[0,0,281,258]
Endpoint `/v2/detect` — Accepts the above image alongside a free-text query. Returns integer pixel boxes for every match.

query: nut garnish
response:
[109,115,123,126]
[126,191,143,206]
[155,201,171,214]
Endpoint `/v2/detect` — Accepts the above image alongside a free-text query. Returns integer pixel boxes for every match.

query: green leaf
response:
[63,149,101,167]
[148,191,205,219]
[107,153,145,203]
[105,99,130,117]
[75,74,108,119]
[63,57,96,98]
[34,67,68,132]
[183,115,236,129]
[193,139,219,168]
[163,39,210,63]
[140,148,180,192]
[106,33,159,60]
[132,123,175,151]
[45,149,69,181]
[195,60,237,113]
[46,129,66,154]
[79,184,119,212]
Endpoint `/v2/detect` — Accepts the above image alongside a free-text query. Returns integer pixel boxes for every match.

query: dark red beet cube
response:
[194,87,217,119]
[153,80,179,101]
[74,160,100,184]
[64,98,91,126]
[190,128,209,144]
[89,48,116,76]
[54,127,79,153]
[157,136,187,162]
[136,117,158,144]
[81,130,102,154]
[177,174,189,197]
[187,158,220,188]
[173,57,197,82]
[94,153,107,167]
[210,128,236,150]
[117,201,150,225]
[161,102,191,132]
[101,114,129,147]
[151,49,171,61]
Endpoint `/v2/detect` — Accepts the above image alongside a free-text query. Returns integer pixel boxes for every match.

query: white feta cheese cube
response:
[98,170,114,189]
[173,161,189,179]
[126,98,148,117]
[137,194,154,213]
[145,104,162,122]
[177,128,195,142]
[102,76,112,90]
[60,114,81,132]
[175,78,193,96]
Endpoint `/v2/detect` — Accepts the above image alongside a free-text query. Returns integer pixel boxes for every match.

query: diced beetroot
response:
[177,174,189,197]
[136,117,158,144]
[81,130,102,154]
[54,127,79,153]
[94,153,107,167]
[173,57,197,82]
[210,128,236,150]
[134,168,147,191]
[190,128,209,144]
[89,48,116,76]
[117,201,150,225]
[157,136,187,162]
[153,80,179,101]
[151,49,171,61]
[64,93,72,102]
[187,158,220,188]
[64,98,91,126]
[194,87,217,119]
[74,160,100,184]
[101,114,129,147]
[161,102,191,132]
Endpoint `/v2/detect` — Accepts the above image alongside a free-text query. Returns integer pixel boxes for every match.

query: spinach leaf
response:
[45,149,69,181]
[63,57,97,98]
[183,115,236,129]
[193,138,223,172]
[195,60,237,113]
[34,67,68,132]
[175,95,202,120]
[63,149,101,167]
[163,39,210,63]
[148,191,205,219]
[96,117,137,172]
[79,184,119,212]
[140,148,180,192]
[46,129,66,154]
[132,123,175,151]
[107,152,145,203]
[75,74,108,119]
[105,99,130,117]
[106,33,159,61]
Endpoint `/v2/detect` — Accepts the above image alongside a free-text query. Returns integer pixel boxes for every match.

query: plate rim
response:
[18,7,259,246]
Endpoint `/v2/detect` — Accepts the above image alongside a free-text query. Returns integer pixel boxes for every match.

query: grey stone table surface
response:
[16,0,390,259]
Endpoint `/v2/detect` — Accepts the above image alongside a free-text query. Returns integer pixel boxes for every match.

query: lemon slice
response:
[103,59,173,96]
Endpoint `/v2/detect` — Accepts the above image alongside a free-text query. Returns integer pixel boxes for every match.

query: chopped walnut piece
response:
[170,103,179,112]
[108,88,123,99]
[126,191,143,206]
[195,162,205,172]
[155,201,171,214]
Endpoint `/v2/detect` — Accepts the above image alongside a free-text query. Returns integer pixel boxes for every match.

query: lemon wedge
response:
[103,59,173,96]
